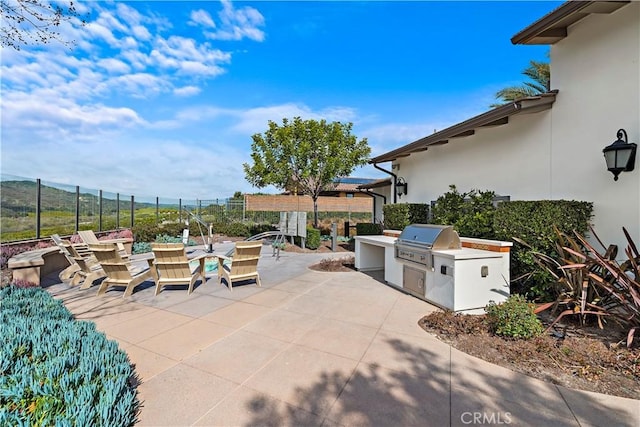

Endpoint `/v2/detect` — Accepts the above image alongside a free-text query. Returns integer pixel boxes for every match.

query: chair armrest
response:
[188,253,211,262]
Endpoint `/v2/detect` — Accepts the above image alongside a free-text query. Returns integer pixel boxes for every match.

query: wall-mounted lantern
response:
[603,129,637,181]
[396,177,407,197]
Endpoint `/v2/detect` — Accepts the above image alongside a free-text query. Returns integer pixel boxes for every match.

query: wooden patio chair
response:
[217,240,263,291]
[63,241,106,289]
[50,234,82,282]
[89,243,153,297]
[78,230,129,257]
[150,243,206,295]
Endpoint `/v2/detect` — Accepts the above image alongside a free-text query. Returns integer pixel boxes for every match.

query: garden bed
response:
[420,310,639,399]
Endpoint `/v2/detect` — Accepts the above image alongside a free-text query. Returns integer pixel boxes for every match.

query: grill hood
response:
[397,224,461,250]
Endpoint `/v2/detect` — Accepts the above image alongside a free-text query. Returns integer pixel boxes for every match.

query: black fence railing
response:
[1,175,374,243]
[0,174,240,243]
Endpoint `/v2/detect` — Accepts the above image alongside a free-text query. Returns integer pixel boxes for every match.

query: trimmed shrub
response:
[356,222,383,236]
[132,223,161,243]
[485,295,543,339]
[383,203,429,230]
[431,185,496,238]
[493,200,593,300]
[0,286,140,425]
[159,222,186,238]
[249,222,278,236]
[305,227,321,250]
[408,203,429,225]
[224,222,251,238]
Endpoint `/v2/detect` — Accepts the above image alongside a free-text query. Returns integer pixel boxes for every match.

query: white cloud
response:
[149,36,231,76]
[97,58,131,74]
[205,0,265,42]
[2,91,145,134]
[189,10,216,28]
[131,25,152,42]
[174,85,201,97]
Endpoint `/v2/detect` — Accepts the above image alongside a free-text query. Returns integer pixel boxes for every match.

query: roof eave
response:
[370,92,557,164]
[511,1,629,45]
[357,178,392,190]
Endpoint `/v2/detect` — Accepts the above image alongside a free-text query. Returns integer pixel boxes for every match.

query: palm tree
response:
[492,60,550,107]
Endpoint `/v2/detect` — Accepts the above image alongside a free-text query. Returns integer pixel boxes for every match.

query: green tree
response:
[492,60,550,107]
[244,117,371,227]
[1,0,86,50]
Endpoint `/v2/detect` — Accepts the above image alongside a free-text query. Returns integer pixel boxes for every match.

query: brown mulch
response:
[419,311,640,399]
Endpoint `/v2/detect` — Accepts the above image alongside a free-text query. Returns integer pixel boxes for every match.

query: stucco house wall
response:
[549,1,639,251]
[373,185,391,224]
[386,2,639,252]
[397,110,553,203]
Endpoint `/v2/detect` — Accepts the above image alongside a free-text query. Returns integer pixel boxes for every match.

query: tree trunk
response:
[313,197,319,228]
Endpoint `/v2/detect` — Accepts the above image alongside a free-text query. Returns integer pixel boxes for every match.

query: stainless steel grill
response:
[394,224,460,269]
[394,224,461,299]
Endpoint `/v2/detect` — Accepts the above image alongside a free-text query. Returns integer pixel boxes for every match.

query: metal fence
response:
[0,174,373,243]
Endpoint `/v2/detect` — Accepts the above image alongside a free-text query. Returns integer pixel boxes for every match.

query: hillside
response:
[0,181,138,217]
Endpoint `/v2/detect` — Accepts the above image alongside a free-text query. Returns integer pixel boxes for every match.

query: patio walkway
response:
[44,245,639,427]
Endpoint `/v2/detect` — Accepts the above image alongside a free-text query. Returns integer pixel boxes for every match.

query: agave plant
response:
[565,227,640,347]
[517,226,612,330]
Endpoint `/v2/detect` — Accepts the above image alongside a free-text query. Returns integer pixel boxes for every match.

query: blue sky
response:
[1,0,560,199]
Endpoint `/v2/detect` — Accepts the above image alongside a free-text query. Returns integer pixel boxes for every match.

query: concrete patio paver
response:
[159,293,235,318]
[243,308,321,343]
[42,247,639,426]
[200,300,272,329]
[137,318,235,361]
[193,385,323,427]
[117,340,179,382]
[183,330,288,384]
[294,318,379,361]
[241,287,298,308]
[449,388,580,427]
[137,364,237,426]
[325,362,450,427]
[556,385,640,427]
[243,344,359,418]
[103,309,193,344]
[381,293,442,338]
[361,329,452,381]
[280,293,342,317]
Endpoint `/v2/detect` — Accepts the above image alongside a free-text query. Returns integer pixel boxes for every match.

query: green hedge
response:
[305,227,321,249]
[431,185,496,238]
[493,200,593,300]
[356,223,383,236]
[382,203,429,230]
[0,287,140,426]
[132,222,187,243]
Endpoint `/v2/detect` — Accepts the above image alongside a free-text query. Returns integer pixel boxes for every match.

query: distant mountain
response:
[0,180,152,217]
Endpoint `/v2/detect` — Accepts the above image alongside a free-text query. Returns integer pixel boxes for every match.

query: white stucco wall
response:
[391,2,639,251]
[369,186,390,224]
[397,110,553,204]
[550,1,640,252]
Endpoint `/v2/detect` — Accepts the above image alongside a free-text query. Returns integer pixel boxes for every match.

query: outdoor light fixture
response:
[603,129,637,181]
[396,177,408,197]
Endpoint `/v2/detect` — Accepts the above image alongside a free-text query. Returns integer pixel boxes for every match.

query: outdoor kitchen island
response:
[355,227,512,314]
